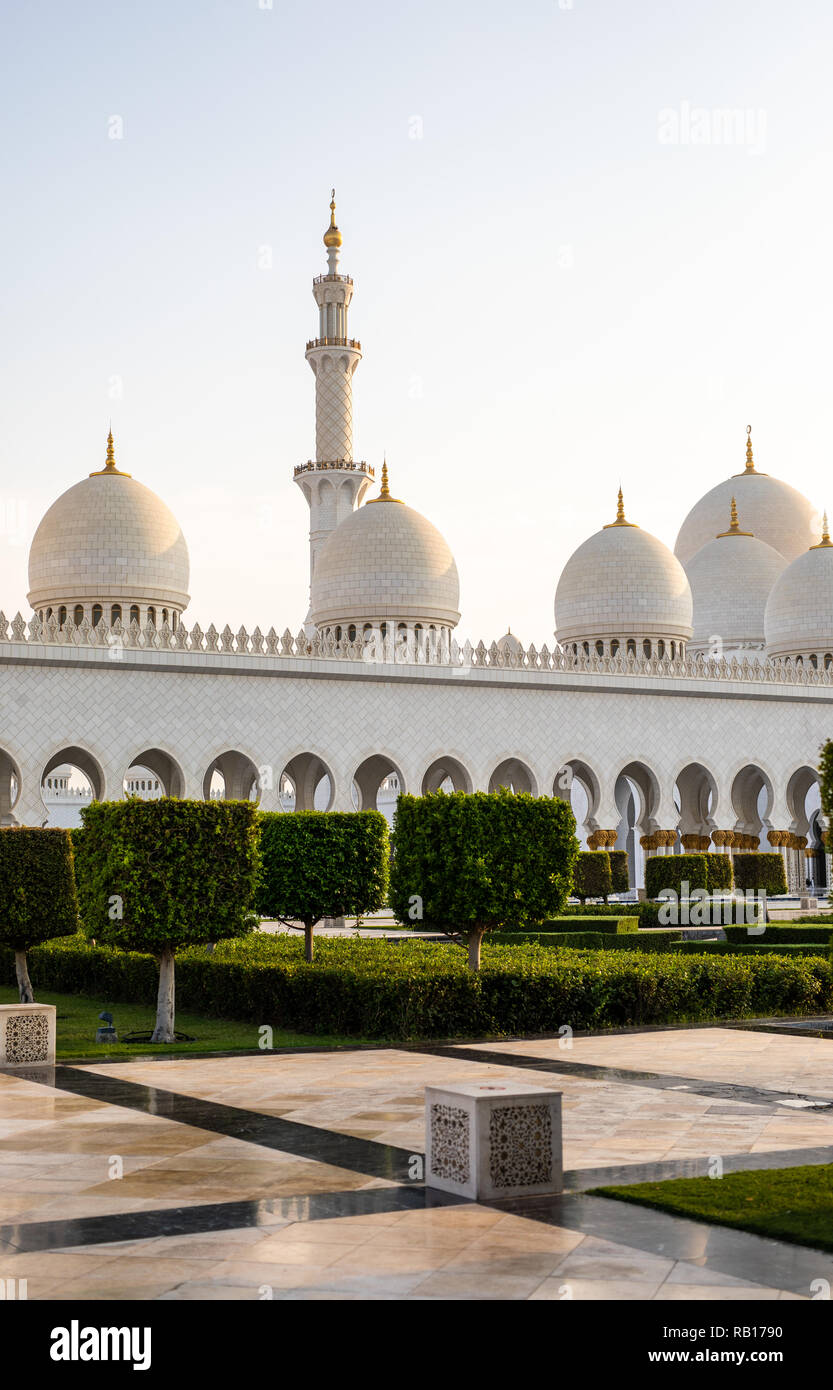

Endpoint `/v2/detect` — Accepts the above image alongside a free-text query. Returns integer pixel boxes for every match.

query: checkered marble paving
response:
[1,1027,832,1300]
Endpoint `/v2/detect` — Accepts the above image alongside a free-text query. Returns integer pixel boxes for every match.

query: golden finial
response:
[323,188,343,250]
[745,425,755,473]
[717,495,753,538]
[89,427,130,477]
[367,456,403,504]
[603,486,637,528]
[811,511,832,548]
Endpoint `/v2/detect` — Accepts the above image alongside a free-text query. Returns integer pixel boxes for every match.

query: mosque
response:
[7,196,833,894]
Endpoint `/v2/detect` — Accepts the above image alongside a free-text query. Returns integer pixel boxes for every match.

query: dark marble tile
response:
[0,1184,465,1254]
[426,1044,833,1111]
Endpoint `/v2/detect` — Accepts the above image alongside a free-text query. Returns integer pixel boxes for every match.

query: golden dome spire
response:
[323,188,343,250]
[717,495,753,538]
[367,456,403,504]
[603,486,637,528]
[810,512,832,548]
[89,427,130,478]
[744,424,756,473]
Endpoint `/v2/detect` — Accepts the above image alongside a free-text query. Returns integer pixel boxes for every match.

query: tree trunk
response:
[14,949,33,1003]
[304,922,315,963]
[151,948,176,1043]
[467,927,486,974]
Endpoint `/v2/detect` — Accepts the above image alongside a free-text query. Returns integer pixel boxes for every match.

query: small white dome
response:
[685,505,788,652]
[28,434,190,616]
[675,430,820,565]
[764,523,833,660]
[555,493,692,649]
[310,467,459,631]
[497,630,523,654]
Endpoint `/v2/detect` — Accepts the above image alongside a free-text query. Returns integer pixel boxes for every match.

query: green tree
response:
[608,849,630,895]
[76,799,259,1043]
[389,788,579,973]
[256,811,389,962]
[572,850,612,903]
[0,828,79,1001]
[732,852,788,897]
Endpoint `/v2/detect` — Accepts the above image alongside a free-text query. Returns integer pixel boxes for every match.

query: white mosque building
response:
[5,196,833,894]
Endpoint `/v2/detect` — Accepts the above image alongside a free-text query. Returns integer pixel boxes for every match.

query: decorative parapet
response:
[2,610,833,689]
[293,460,374,477]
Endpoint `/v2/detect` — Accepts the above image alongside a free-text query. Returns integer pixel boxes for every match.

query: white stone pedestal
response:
[0,1004,56,1067]
[425,1081,563,1200]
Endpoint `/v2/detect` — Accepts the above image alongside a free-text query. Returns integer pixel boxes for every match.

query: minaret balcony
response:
[306,337,362,351]
[294,459,374,477]
[313,274,353,285]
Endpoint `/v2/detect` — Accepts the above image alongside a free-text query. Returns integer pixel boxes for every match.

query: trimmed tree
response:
[572,850,612,903]
[0,828,79,1001]
[733,852,788,897]
[389,788,579,973]
[644,853,708,901]
[76,799,260,1043]
[256,810,389,962]
[705,853,733,893]
[608,849,630,896]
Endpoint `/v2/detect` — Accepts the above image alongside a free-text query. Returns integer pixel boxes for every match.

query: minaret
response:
[294,192,374,629]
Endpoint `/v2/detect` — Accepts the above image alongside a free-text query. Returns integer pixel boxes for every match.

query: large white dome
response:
[764,523,833,661]
[28,434,190,620]
[555,492,693,652]
[685,503,788,653]
[675,430,820,566]
[309,467,460,631]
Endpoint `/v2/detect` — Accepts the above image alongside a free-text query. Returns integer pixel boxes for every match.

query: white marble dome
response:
[685,506,788,653]
[764,524,833,661]
[675,430,820,566]
[28,434,190,622]
[555,493,693,654]
[309,468,460,632]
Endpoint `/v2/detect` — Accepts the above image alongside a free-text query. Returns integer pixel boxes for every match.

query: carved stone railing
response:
[2,610,832,689]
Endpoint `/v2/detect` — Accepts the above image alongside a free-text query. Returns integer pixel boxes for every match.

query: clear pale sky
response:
[1,0,831,643]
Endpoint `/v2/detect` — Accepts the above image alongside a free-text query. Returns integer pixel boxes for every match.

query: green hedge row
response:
[557,903,637,917]
[723,924,833,945]
[638,900,769,929]
[669,941,829,958]
[538,917,638,936]
[8,933,826,1038]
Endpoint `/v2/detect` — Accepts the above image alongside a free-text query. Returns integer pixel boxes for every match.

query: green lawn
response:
[591,1163,833,1253]
[0,986,363,1059]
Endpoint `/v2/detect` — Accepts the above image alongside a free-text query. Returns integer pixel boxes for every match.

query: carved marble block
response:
[425,1081,563,1200]
[0,1004,56,1067]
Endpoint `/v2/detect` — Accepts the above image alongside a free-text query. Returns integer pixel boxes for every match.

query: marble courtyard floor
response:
[1,1025,833,1301]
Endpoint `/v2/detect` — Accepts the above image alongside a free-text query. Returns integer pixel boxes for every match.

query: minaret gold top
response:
[89,428,130,477]
[603,487,637,528]
[367,458,403,504]
[717,496,752,538]
[745,424,755,473]
[810,512,832,549]
[323,189,343,249]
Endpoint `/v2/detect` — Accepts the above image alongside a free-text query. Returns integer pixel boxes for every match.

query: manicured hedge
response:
[609,850,630,895]
[820,739,833,845]
[733,853,788,896]
[724,924,833,945]
[644,854,708,900]
[0,827,79,1001]
[670,942,829,958]
[557,904,636,917]
[572,851,612,903]
[706,854,734,891]
[4,933,829,1038]
[257,810,388,961]
[638,899,768,930]
[537,916,638,936]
